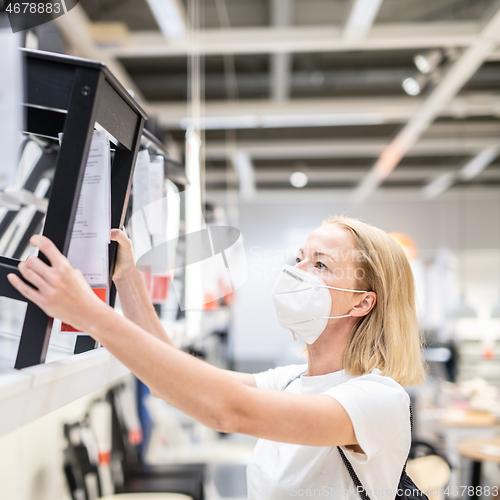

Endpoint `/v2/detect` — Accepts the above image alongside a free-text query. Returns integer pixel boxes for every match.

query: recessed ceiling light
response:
[290,171,308,188]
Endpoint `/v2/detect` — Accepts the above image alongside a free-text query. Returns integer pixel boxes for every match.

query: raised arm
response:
[110,228,172,345]
[110,228,257,388]
[8,235,358,446]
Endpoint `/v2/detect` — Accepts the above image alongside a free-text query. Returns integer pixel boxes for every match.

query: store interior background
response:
[2,0,500,499]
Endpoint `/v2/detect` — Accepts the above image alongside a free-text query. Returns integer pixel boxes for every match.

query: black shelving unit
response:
[0,49,148,369]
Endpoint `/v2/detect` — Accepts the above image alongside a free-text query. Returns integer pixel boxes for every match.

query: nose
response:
[295,259,310,272]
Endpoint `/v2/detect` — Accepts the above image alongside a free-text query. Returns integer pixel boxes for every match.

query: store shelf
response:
[0,344,129,439]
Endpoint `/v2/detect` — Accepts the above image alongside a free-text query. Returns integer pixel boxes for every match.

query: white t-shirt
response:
[247,364,411,500]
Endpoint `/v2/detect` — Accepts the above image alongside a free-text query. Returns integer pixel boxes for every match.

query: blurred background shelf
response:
[0,345,129,439]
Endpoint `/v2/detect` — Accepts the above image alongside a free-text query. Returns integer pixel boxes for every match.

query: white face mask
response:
[271,264,368,345]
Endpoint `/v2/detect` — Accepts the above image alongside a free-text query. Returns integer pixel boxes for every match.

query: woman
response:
[8,215,426,500]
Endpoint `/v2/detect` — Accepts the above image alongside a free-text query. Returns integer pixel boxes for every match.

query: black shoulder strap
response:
[403,405,413,474]
[338,404,413,500]
[338,446,371,500]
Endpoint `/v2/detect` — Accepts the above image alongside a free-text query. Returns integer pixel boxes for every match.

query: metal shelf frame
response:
[0,49,148,369]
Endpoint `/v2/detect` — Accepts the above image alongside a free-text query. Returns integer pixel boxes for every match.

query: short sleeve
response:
[324,374,410,463]
[253,364,308,391]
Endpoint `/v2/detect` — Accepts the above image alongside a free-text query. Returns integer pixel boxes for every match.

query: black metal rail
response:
[0,49,148,368]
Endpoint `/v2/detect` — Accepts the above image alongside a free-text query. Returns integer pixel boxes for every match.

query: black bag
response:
[338,405,429,500]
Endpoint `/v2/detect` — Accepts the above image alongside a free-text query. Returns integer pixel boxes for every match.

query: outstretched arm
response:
[8,235,355,446]
[110,228,257,388]
[110,228,172,345]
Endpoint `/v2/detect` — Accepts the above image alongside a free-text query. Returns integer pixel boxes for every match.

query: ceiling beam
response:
[151,93,500,129]
[206,165,500,184]
[52,4,148,109]
[102,22,481,58]
[353,6,500,201]
[343,0,383,41]
[204,137,499,160]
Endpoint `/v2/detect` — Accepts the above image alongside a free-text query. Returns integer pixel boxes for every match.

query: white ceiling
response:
[62,0,500,196]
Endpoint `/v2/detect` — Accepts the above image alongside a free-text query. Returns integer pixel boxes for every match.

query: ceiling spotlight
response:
[290,171,308,188]
[413,50,443,74]
[402,77,422,96]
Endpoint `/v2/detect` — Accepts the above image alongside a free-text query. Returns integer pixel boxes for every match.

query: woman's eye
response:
[317,261,328,270]
[296,257,301,263]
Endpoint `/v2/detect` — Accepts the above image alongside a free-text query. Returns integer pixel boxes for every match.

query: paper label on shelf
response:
[132,150,150,218]
[0,29,22,190]
[147,156,165,236]
[130,152,168,302]
[166,179,180,271]
[131,152,165,237]
[67,130,111,287]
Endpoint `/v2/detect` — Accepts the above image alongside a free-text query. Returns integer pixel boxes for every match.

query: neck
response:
[305,318,357,377]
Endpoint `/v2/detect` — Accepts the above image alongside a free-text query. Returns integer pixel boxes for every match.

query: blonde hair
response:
[320,216,427,387]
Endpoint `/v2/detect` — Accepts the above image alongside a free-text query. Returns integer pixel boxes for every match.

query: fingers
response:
[20,253,64,287]
[7,273,40,303]
[18,260,45,290]
[30,235,66,268]
[24,255,52,280]
[110,228,131,248]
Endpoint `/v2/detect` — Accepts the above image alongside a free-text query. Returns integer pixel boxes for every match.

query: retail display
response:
[0,48,147,368]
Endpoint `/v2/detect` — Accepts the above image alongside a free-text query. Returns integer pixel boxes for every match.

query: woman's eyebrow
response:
[314,251,337,261]
[298,249,337,261]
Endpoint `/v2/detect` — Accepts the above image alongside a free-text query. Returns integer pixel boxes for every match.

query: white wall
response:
[209,187,500,367]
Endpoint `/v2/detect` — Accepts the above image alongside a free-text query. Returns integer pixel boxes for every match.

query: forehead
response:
[302,224,356,257]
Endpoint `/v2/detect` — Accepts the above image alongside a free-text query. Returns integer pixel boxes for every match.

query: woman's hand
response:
[110,227,137,282]
[7,234,107,332]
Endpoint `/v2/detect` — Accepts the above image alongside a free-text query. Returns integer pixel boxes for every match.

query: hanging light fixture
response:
[402,76,422,96]
[402,74,429,96]
[414,50,443,74]
[403,50,443,97]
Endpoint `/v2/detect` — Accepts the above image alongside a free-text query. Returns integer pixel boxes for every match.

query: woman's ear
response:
[350,292,376,317]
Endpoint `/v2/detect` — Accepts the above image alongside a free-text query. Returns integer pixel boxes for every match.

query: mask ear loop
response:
[315,285,369,319]
[318,285,369,293]
[321,314,352,319]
